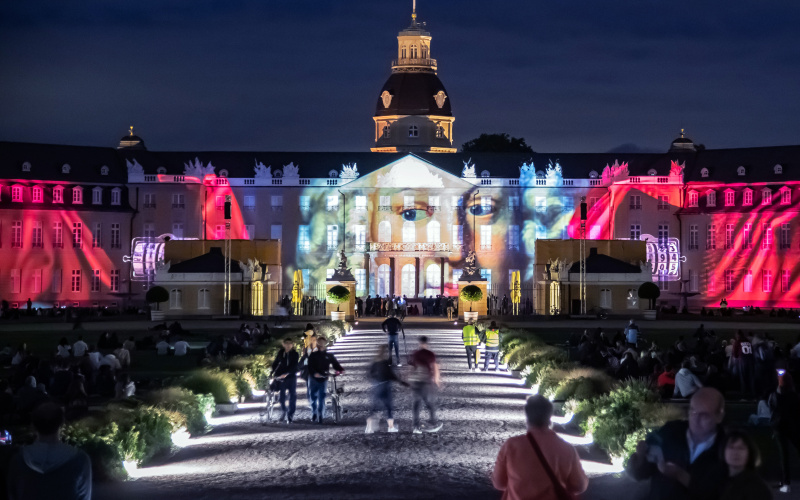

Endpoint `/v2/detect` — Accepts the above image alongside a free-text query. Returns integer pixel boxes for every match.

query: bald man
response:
[627,387,728,500]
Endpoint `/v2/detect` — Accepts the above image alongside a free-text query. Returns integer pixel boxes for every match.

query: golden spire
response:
[129,125,135,136]
[411,0,417,23]
[680,128,685,138]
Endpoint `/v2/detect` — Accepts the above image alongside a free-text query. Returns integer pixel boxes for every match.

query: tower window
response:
[436,126,444,139]
[408,125,419,138]
[382,125,390,139]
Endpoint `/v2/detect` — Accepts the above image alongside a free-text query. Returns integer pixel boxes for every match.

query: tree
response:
[460,285,483,312]
[326,286,351,312]
[146,286,169,311]
[461,133,534,153]
[638,282,661,310]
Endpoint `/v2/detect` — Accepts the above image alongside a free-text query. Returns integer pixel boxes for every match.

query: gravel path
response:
[95,322,643,500]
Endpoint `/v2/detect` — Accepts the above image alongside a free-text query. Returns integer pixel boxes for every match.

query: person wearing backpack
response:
[270,338,299,423]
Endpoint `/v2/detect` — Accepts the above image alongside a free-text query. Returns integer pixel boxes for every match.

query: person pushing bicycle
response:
[307,336,344,423]
[270,337,299,423]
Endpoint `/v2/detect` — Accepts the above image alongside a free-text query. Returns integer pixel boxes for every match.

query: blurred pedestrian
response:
[366,345,407,434]
[408,336,442,434]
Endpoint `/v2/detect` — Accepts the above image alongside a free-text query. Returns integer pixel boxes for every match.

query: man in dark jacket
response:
[627,387,728,500]
[271,338,300,423]
[307,337,344,422]
[382,312,405,367]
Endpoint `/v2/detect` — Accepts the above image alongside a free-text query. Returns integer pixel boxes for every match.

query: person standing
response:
[271,338,299,423]
[493,395,588,500]
[483,321,501,371]
[462,320,480,371]
[408,336,442,434]
[446,298,454,321]
[381,312,404,367]
[769,371,800,493]
[307,337,344,423]
[625,319,640,348]
[366,345,407,434]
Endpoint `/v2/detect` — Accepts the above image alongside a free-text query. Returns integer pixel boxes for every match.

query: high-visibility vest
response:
[462,325,479,346]
[485,329,500,348]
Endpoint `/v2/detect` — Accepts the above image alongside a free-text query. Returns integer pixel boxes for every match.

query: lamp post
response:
[473,189,479,252]
[338,190,346,253]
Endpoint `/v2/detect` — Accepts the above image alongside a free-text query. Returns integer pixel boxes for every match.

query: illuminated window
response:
[562,197,575,211]
[52,270,62,293]
[480,269,492,289]
[480,225,492,250]
[707,271,715,292]
[706,224,716,250]
[508,196,520,211]
[452,225,463,245]
[658,224,669,247]
[451,196,463,208]
[32,221,42,248]
[535,197,547,213]
[630,224,641,240]
[782,270,791,292]
[270,224,282,240]
[781,188,791,205]
[481,195,492,214]
[744,270,753,293]
[214,225,225,239]
[401,264,415,297]
[426,264,441,291]
[170,289,182,309]
[508,225,520,250]
[428,196,440,210]
[706,190,716,207]
[762,223,773,250]
[111,223,121,248]
[762,189,772,206]
[435,126,445,139]
[53,186,64,204]
[725,190,735,206]
[91,223,101,248]
[404,196,415,210]
[198,289,210,309]
[629,195,641,210]
[689,225,698,250]
[111,188,121,205]
[32,186,43,203]
[327,225,338,250]
[689,270,699,292]
[172,194,185,208]
[355,269,366,294]
[298,225,310,251]
[143,193,156,208]
[700,168,709,178]
[110,270,119,292]
[743,189,753,206]
[724,270,734,292]
[427,221,440,243]
[71,270,81,293]
[403,221,415,243]
[327,195,339,211]
[589,197,599,210]
[299,196,310,210]
[452,269,463,285]
[687,191,698,207]
[379,221,391,242]
[72,222,82,248]
[91,270,101,292]
[143,223,155,238]
[408,125,419,138]
[32,269,41,294]
[271,196,283,210]
[245,225,255,240]
[11,186,23,202]
[92,187,102,205]
[657,195,669,210]
[743,223,752,249]
[11,221,22,248]
[725,224,734,250]
[239,195,254,210]
[53,222,63,248]
[215,196,224,210]
[763,270,773,293]
[780,223,790,249]
[72,187,83,204]
[738,166,746,176]
[355,196,367,211]
[326,268,335,279]
[410,44,418,58]
[380,195,392,210]
[171,223,183,239]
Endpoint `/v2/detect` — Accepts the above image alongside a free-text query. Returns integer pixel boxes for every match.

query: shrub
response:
[317,321,350,345]
[460,285,483,311]
[638,282,661,309]
[62,419,127,481]
[226,355,270,389]
[107,403,179,465]
[182,368,236,404]
[233,371,256,400]
[145,286,169,310]
[145,387,213,435]
[551,368,614,401]
[326,286,350,311]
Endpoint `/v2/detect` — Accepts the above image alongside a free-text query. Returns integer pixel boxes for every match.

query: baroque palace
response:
[1,5,799,317]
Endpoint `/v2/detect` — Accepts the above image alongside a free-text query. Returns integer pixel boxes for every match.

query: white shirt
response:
[56,345,71,358]
[673,368,703,398]
[173,341,190,356]
[88,351,102,369]
[156,341,170,355]
[687,430,717,464]
[100,354,121,370]
[73,340,88,357]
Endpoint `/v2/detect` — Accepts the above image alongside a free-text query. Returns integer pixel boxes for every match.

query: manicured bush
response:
[233,371,256,400]
[638,282,661,309]
[550,368,614,401]
[181,368,236,404]
[145,286,169,310]
[145,387,213,435]
[460,285,483,311]
[326,286,350,311]
[107,403,179,465]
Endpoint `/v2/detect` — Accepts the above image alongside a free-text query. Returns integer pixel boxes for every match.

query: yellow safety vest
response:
[485,329,500,348]
[462,325,479,346]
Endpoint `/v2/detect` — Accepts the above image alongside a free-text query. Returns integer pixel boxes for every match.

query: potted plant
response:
[638,282,661,320]
[327,285,350,321]
[460,284,483,321]
[146,286,169,321]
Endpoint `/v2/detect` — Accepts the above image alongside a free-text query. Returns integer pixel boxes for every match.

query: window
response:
[91,269,101,292]
[762,189,772,206]
[706,224,716,250]
[379,195,391,210]
[480,269,492,289]
[426,264,441,291]
[72,187,83,204]
[427,221,440,243]
[480,225,492,250]
[508,225,520,250]
[435,126,444,139]
[688,191,698,207]
[508,196,520,211]
[781,189,791,205]
[401,264,415,297]
[170,289,182,309]
[725,224,734,250]
[270,224,282,240]
[215,195,225,210]
[782,270,791,292]
[271,195,283,210]
[408,125,419,137]
[738,166,746,176]
[299,196,311,211]
[763,270,773,293]
[707,271,715,293]
[706,190,716,207]
[658,195,669,210]
[355,269,366,294]
[143,223,155,238]
[428,196,440,210]
[589,197,599,209]
[53,222,63,248]
[326,225,338,250]
[378,221,391,242]
[689,270,699,292]
[71,270,81,293]
[762,223,773,250]
[298,226,310,251]
[92,187,102,205]
[11,221,22,248]
[561,197,574,212]
[658,224,669,247]
[11,186,23,202]
[725,190,735,206]
[743,189,753,206]
[244,195,255,210]
[481,196,492,214]
[51,269,62,293]
[355,196,367,211]
[171,223,183,239]
[32,269,42,294]
[172,194,185,208]
[535,197,547,213]
[403,221,415,243]
[452,269,463,285]
[781,223,791,249]
[214,225,225,239]
[327,195,339,211]
[111,188,121,205]
[244,225,255,240]
[382,125,390,139]
[689,225,698,250]
[404,196,415,210]
[452,225,463,245]
[725,270,735,292]
[630,224,641,240]
[32,221,42,248]
[111,223,121,248]
[630,195,642,210]
[700,168,709,178]
[744,270,753,293]
[743,223,752,249]
[536,225,547,240]
[110,270,119,292]
[354,225,366,251]
[72,222,82,248]
[32,186,43,203]
[11,270,20,294]
[93,223,102,248]
[198,289,210,309]
[53,186,64,203]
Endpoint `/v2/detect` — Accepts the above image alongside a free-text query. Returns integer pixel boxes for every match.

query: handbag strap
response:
[526,432,571,499]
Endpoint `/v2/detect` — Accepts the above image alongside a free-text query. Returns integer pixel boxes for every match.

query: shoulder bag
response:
[526,432,577,500]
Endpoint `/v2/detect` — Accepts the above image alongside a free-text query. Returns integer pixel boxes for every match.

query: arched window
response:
[32,186,43,203]
[157,167,167,174]
[62,164,71,174]
[737,166,746,176]
[100,165,109,176]
[53,186,64,203]
[219,169,228,177]
[687,191,698,207]
[92,187,103,205]
[403,221,416,243]
[170,289,182,309]
[72,186,83,204]
[762,188,772,205]
[11,185,23,202]
[401,264,416,297]
[700,168,709,178]
[426,264,441,293]
[775,164,783,174]
[743,189,753,206]
[198,288,210,309]
[427,220,440,243]
[377,264,391,297]
[111,188,121,206]
[379,221,391,242]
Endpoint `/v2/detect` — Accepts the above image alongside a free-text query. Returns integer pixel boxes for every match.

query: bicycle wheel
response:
[333,398,342,423]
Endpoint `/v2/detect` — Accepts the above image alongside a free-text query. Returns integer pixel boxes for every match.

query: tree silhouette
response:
[461,133,534,153]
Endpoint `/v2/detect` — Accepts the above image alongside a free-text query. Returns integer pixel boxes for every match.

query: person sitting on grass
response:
[674,360,704,398]
[156,338,170,356]
[173,338,190,357]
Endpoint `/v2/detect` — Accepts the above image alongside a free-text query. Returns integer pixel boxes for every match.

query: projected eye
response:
[467,200,494,217]
[401,209,431,222]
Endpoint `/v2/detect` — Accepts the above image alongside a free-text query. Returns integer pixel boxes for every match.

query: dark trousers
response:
[776,430,800,485]
[372,382,393,419]
[412,381,437,427]
[309,377,327,420]
[483,348,500,371]
[388,335,401,364]
[278,376,297,419]
[465,345,478,369]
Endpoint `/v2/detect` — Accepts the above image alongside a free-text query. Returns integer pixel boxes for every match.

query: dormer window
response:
[761,188,772,206]
[62,164,71,174]
[92,187,103,205]
[100,165,109,176]
[589,170,598,179]
[781,187,791,205]
[743,189,753,206]
[647,169,657,176]
[435,126,444,139]
[32,186,43,203]
[11,185,23,203]
[72,186,83,204]
[480,170,490,178]
[22,162,31,172]
[706,190,716,207]
[688,191,698,207]
[53,186,64,204]
[408,125,419,138]
[382,125,390,139]
[775,164,783,175]
[725,189,735,207]
[700,168,709,178]
[111,188,121,206]
[737,166,746,176]
[328,170,338,178]
[219,169,228,178]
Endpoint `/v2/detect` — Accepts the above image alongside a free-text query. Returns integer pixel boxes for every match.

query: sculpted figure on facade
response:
[670,160,685,178]
[126,158,144,177]
[545,160,563,182]
[282,162,300,178]
[462,158,476,178]
[602,160,629,182]
[340,163,359,179]
[253,160,272,179]
[183,157,216,179]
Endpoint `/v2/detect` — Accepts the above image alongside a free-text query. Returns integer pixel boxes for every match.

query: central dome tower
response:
[371,2,456,153]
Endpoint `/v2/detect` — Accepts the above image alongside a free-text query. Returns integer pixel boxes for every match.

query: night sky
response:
[1,1,799,153]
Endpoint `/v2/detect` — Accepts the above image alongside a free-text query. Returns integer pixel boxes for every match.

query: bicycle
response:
[326,374,346,423]
[259,377,278,425]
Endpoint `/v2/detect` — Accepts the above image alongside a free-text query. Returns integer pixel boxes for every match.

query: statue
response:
[183,157,216,178]
[545,160,563,181]
[126,158,144,176]
[462,158,476,178]
[340,163,359,179]
[670,160,685,177]
[282,162,300,178]
[602,160,629,182]
[329,247,355,281]
[253,160,272,179]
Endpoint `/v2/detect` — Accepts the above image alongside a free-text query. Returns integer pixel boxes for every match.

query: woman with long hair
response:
[720,430,771,499]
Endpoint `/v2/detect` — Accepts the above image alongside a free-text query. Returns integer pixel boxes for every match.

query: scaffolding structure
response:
[223,195,232,316]
[579,196,587,315]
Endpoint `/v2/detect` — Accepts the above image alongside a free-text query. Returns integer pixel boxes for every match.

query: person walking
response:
[382,312,405,366]
[462,320,480,371]
[446,298,454,321]
[365,345,408,434]
[271,337,299,423]
[307,337,344,423]
[299,331,317,406]
[625,319,640,348]
[483,321,501,371]
[493,395,588,500]
[408,336,442,434]
[769,370,800,493]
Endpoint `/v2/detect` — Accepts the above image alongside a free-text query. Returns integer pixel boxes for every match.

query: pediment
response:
[346,154,471,189]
